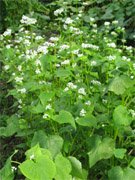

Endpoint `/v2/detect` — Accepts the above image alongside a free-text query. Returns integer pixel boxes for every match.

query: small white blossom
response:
[61,60,70,65]
[65,17,73,24]
[3,29,12,36]
[107,42,116,48]
[4,65,10,70]
[85,101,91,106]
[49,37,59,42]
[78,88,86,96]
[17,65,22,71]
[104,22,110,26]
[35,36,43,40]
[45,104,52,110]
[112,20,118,24]
[91,61,97,66]
[59,44,70,51]
[35,69,41,74]
[20,15,37,25]
[35,59,41,66]
[30,154,35,160]
[67,82,77,89]
[11,166,17,172]
[18,88,26,94]
[64,87,69,92]
[54,8,64,16]
[43,113,50,119]
[80,109,86,117]
[91,80,101,85]
[15,77,23,83]
[107,55,116,61]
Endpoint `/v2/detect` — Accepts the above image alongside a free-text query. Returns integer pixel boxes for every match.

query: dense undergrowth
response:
[0,0,135,179]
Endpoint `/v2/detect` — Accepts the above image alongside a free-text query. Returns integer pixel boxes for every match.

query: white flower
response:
[112,20,118,24]
[4,65,10,70]
[78,88,86,96]
[37,45,48,54]
[91,80,101,85]
[107,55,116,61]
[85,101,91,106]
[90,17,95,22]
[59,44,70,51]
[35,36,43,40]
[18,88,26,94]
[20,15,37,25]
[54,8,64,16]
[65,17,73,24]
[35,59,41,66]
[67,82,77,89]
[15,77,23,83]
[17,65,22,71]
[72,49,79,55]
[61,60,70,65]
[107,42,116,48]
[82,43,99,50]
[18,99,22,104]
[43,113,50,119]
[45,104,52,110]
[30,154,35,160]
[64,87,69,92]
[80,109,86,117]
[3,29,12,36]
[6,44,11,49]
[104,22,110,26]
[72,63,77,68]
[133,63,135,69]
[49,37,59,42]
[111,31,117,36]
[35,69,41,74]
[11,166,17,172]
[55,63,61,67]
[91,61,97,66]
[129,109,135,118]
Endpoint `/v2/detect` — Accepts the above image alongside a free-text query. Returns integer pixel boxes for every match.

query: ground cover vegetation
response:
[0,0,135,179]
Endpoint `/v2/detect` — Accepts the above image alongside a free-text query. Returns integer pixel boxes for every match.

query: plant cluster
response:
[0,0,135,179]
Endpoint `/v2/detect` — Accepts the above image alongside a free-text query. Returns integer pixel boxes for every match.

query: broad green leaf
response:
[108,76,134,95]
[31,130,48,148]
[76,114,97,127]
[113,105,132,126]
[88,137,115,168]
[19,154,56,180]
[45,135,64,158]
[0,150,18,180]
[55,154,72,180]
[108,166,135,180]
[55,69,71,78]
[68,156,83,179]
[109,76,125,95]
[130,158,135,168]
[54,110,76,129]
[114,148,127,159]
[0,115,19,137]
[25,144,52,161]
[30,103,44,114]
[39,92,54,106]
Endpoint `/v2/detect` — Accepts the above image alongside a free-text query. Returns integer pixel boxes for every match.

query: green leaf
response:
[55,154,72,180]
[113,105,132,126]
[108,76,125,95]
[30,103,44,114]
[55,69,71,78]
[76,114,97,127]
[45,135,64,158]
[31,130,48,148]
[114,148,127,159]
[0,115,19,137]
[39,92,54,106]
[0,151,18,180]
[108,76,134,95]
[54,110,76,129]
[130,158,135,168]
[88,137,115,168]
[68,156,83,179]
[108,166,135,180]
[19,154,56,180]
